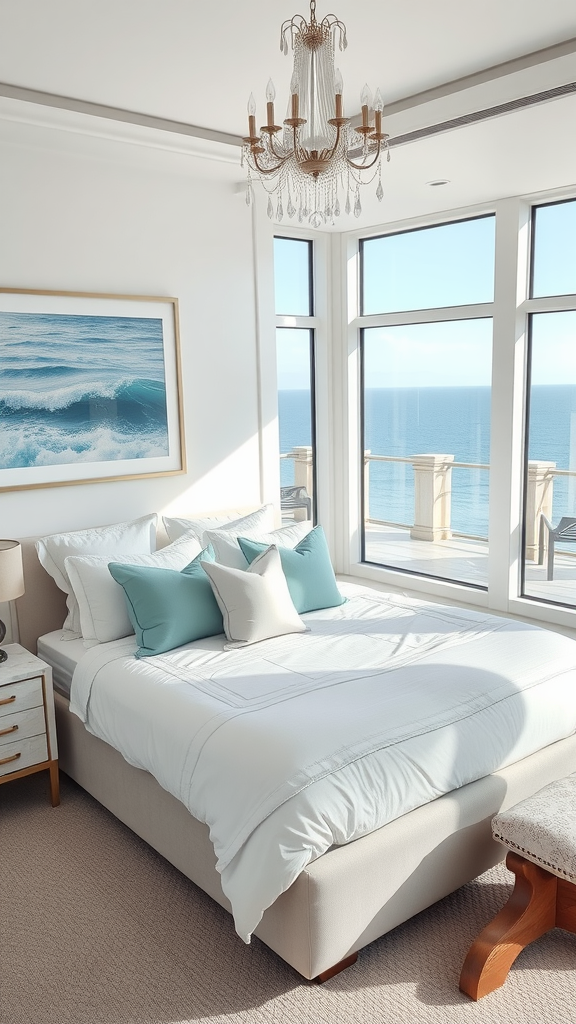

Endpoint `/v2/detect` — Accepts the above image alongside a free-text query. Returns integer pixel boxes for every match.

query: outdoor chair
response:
[538,514,576,580]
[280,485,312,520]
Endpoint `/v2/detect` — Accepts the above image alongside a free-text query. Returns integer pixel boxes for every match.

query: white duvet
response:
[69,583,576,941]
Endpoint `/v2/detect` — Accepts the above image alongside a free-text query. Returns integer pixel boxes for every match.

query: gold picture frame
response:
[0,288,186,492]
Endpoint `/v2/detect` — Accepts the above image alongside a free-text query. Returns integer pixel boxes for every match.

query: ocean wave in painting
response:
[0,375,168,417]
[0,423,168,469]
[0,310,170,470]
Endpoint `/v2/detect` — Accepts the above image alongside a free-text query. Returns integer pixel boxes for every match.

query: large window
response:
[274,236,316,523]
[360,216,495,587]
[523,200,576,607]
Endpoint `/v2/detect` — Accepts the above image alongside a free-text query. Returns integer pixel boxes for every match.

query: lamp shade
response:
[0,540,25,602]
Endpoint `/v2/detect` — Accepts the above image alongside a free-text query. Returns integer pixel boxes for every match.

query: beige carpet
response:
[1,772,574,1024]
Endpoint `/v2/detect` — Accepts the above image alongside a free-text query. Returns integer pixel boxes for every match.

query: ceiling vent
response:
[387,81,576,148]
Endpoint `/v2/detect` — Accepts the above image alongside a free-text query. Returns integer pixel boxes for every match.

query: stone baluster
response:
[410,454,454,542]
[526,460,556,562]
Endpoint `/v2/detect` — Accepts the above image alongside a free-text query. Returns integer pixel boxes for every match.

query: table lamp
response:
[0,540,25,664]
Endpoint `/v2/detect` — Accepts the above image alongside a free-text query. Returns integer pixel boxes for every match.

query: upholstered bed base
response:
[15,534,576,979]
[53,690,576,980]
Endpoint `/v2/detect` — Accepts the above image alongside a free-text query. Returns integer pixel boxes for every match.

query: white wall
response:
[0,108,277,541]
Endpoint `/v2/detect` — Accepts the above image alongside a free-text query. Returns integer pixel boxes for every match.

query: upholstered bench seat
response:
[460,772,576,1000]
[491,773,576,884]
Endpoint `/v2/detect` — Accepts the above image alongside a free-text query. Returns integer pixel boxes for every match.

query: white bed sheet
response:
[67,583,576,941]
[38,630,88,698]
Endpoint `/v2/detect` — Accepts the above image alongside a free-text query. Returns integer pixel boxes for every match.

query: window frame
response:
[273,228,330,531]
[357,212,497,591]
[519,196,576,609]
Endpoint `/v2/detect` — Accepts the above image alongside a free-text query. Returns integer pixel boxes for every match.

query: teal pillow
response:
[237,526,345,614]
[108,546,223,657]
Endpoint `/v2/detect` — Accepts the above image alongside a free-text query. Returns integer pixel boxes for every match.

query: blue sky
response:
[274,200,576,389]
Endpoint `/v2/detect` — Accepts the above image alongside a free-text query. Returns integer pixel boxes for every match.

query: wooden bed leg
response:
[315,951,358,983]
[459,852,557,1000]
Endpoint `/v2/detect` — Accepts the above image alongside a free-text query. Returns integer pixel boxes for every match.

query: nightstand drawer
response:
[0,706,46,749]
[0,732,48,777]
[0,676,44,718]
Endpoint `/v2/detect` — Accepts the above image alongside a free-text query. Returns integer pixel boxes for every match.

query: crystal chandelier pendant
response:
[242,1,390,225]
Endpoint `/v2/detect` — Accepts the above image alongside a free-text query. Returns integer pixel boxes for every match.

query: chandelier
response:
[242,0,389,227]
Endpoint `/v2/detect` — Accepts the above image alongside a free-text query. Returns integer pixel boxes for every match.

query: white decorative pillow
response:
[36,514,158,634]
[65,533,203,645]
[205,519,312,570]
[163,505,275,544]
[202,545,306,648]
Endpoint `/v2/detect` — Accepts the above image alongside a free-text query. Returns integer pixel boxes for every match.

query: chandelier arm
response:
[280,14,307,50]
[247,147,292,176]
[268,131,293,161]
[346,140,382,172]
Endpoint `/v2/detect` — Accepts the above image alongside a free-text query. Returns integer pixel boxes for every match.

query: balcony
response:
[281,446,576,606]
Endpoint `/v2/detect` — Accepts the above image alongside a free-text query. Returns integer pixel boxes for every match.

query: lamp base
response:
[0,617,6,662]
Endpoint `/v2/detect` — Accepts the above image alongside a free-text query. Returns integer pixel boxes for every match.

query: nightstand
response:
[0,644,59,806]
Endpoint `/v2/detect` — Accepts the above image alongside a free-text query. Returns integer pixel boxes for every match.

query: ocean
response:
[0,311,169,469]
[279,385,576,537]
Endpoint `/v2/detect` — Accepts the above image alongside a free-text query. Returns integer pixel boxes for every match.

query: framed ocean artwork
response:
[0,289,186,492]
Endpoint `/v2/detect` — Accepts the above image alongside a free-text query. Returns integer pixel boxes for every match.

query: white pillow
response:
[163,504,275,544]
[36,514,158,634]
[205,519,312,570]
[202,545,306,648]
[65,533,203,645]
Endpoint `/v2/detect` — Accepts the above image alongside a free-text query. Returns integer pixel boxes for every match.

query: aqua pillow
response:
[237,526,345,614]
[108,545,223,657]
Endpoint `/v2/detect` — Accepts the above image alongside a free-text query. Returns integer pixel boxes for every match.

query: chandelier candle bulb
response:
[361,84,372,127]
[266,80,276,127]
[374,88,383,134]
[335,68,343,118]
[247,93,257,139]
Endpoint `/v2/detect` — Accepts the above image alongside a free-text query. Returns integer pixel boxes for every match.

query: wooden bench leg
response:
[459,852,557,1000]
[556,878,576,933]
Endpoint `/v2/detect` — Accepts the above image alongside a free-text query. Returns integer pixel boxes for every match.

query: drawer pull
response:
[0,751,21,766]
[0,694,16,707]
[0,724,18,738]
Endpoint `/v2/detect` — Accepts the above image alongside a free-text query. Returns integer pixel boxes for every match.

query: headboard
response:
[16,537,67,653]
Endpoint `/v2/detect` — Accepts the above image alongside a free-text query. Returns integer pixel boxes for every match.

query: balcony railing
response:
[280,447,576,561]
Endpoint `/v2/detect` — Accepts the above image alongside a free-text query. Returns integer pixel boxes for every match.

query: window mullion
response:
[487,198,531,611]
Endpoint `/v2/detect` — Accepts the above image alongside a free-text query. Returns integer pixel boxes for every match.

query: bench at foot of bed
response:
[460,773,576,1000]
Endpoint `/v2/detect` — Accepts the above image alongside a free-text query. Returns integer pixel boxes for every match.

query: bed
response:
[15,516,576,982]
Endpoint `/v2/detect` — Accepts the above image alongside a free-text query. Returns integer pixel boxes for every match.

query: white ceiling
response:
[1,0,576,229]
